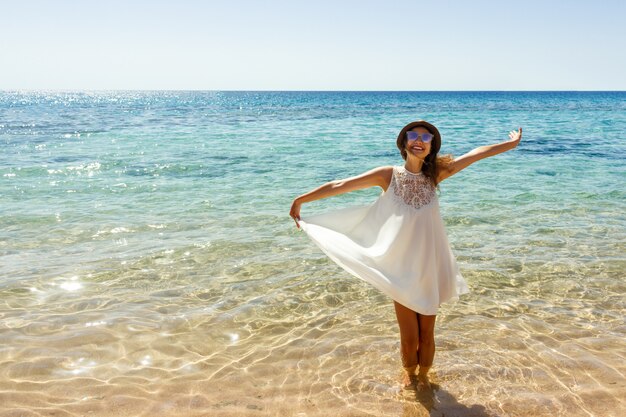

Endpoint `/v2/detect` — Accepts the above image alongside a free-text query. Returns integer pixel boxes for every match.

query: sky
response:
[1,0,625,91]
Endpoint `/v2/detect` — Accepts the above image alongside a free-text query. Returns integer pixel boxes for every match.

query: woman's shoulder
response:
[355,165,394,191]
[374,165,394,192]
[362,165,394,176]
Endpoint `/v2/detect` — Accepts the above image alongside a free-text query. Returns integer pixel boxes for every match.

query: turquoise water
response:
[1,91,625,416]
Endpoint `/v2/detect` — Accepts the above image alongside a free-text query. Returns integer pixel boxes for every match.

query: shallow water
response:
[1,91,625,416]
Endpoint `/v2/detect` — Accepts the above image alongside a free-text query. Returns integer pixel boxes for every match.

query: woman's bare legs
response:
[417,313,437,390]
[393,301,419,388]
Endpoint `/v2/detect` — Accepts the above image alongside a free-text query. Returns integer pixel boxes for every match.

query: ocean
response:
[1,91,624,416]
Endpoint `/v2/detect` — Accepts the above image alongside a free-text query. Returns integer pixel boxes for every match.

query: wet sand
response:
[1,255,624,416]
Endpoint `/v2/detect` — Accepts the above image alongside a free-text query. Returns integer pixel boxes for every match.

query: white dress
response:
[298,165,469,315]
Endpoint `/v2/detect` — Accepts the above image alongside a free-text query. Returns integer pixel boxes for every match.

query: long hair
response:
[395,120,453,186]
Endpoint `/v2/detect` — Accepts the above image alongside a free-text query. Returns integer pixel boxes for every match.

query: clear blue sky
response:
[2,0,625,90]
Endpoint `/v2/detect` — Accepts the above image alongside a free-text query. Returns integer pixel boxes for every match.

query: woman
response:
[290,120,522,390]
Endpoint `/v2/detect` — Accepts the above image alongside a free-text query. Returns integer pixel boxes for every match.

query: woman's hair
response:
[396,120,454,185]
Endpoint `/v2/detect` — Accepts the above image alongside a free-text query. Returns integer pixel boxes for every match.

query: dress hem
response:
[299,219,468,315]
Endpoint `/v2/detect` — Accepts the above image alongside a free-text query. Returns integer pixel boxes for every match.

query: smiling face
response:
[404,126,432,160]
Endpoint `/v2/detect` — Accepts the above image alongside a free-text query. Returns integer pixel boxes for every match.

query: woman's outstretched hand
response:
[290,198,302,229]
[509,127,523,146]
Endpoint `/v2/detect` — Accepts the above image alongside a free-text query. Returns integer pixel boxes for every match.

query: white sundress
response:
[298,165,469,315]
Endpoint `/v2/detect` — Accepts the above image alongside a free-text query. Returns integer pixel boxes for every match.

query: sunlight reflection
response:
[59,276,82,292]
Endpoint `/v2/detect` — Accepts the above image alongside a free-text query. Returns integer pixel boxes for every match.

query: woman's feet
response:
[401,369,432,391]
[402,372,431,391]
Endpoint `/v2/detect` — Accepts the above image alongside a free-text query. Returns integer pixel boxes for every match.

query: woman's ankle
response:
[403,365,417,375]
[418,365,430,376]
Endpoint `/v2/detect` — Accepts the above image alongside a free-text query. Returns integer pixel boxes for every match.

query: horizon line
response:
[1,89,625,93]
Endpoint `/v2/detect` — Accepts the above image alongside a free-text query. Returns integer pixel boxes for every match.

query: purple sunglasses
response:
[406,131,434,143]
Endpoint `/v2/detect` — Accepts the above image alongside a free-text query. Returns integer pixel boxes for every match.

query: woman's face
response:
[404,126,432,159]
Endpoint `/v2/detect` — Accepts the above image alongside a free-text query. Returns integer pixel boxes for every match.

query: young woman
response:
[290,120,522,390]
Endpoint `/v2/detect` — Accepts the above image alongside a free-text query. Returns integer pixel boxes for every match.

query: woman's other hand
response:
[290,199,302,228]
[508,127,522,146]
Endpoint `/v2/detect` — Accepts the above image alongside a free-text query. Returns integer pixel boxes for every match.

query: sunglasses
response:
[406,131,434,143]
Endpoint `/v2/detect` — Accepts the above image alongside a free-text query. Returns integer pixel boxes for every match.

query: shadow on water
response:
[400,383,493,417]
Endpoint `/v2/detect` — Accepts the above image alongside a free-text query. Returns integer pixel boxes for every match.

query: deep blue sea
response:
[1,91,624,416]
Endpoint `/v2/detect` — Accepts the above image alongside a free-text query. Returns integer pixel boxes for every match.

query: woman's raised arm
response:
[290,165,391,228]
[437,127,522,183]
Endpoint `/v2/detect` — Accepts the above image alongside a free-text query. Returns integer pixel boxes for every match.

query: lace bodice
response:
[389,165,436,210]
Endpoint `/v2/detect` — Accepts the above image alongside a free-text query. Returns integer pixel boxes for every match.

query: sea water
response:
[1,91,624,416]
